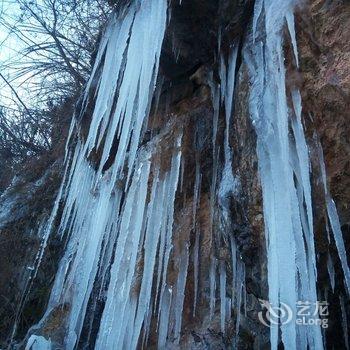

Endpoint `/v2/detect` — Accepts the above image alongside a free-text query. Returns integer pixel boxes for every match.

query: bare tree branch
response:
[0,72,33,120]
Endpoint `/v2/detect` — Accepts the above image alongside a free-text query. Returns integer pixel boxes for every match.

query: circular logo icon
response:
[258,299,293,327]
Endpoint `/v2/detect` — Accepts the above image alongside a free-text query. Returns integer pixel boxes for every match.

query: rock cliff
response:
[0,0,349,348]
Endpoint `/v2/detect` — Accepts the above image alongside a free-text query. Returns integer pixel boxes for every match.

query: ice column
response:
[244,0,323,348]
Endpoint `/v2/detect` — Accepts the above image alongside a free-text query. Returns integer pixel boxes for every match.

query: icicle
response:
[158,286,172,348]
[209,81,220,241]
[244,0,323,348]
[153,75,165,118]
[316,139,350,295]
[209,257,217,320]
[291,89,316,276]
[154,171,175,311]
[326,197,350,294]
[96,139,181,350]
[193,229,200,317]
[210,82,220,155]
[230,236,237,304]
[210,147,219,234]
[226,297,232,322]
[174,243,189,344]
[157,136,183,331]
[219,55,227,105]
[252,0,263,43]
[218,27,222,54]
[29,2,170,349]
[220,261,227,332]
[141,305,153,349]
[180,156,185,192]
[218,44,239,215]
[327,252,335,292]
[63,165,125,350]
[193,157,202,225]
[129,167,167,349]
[235,259,244,338]
[339,294,350,350]
[85,12,135,155]
[167,6,172,25]
[224,45,238,140]
[81,0,168,184]
[220,44,238,160]
[192,155,201,317]
[64,118,76,161]
[326,220,331,243]
[286,11,299,67]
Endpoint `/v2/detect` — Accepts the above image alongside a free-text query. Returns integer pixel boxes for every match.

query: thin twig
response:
[0,72,33,119]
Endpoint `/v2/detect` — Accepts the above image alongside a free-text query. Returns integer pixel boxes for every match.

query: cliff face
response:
[0,0,349,348]
[0,100,72,346]
[297,0,350,226]
[296,1,350,347]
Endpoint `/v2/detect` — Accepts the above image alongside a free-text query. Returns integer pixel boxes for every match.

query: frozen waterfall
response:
[22,0,350,349]
[28,1,174,349]
[245,0,320,348]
